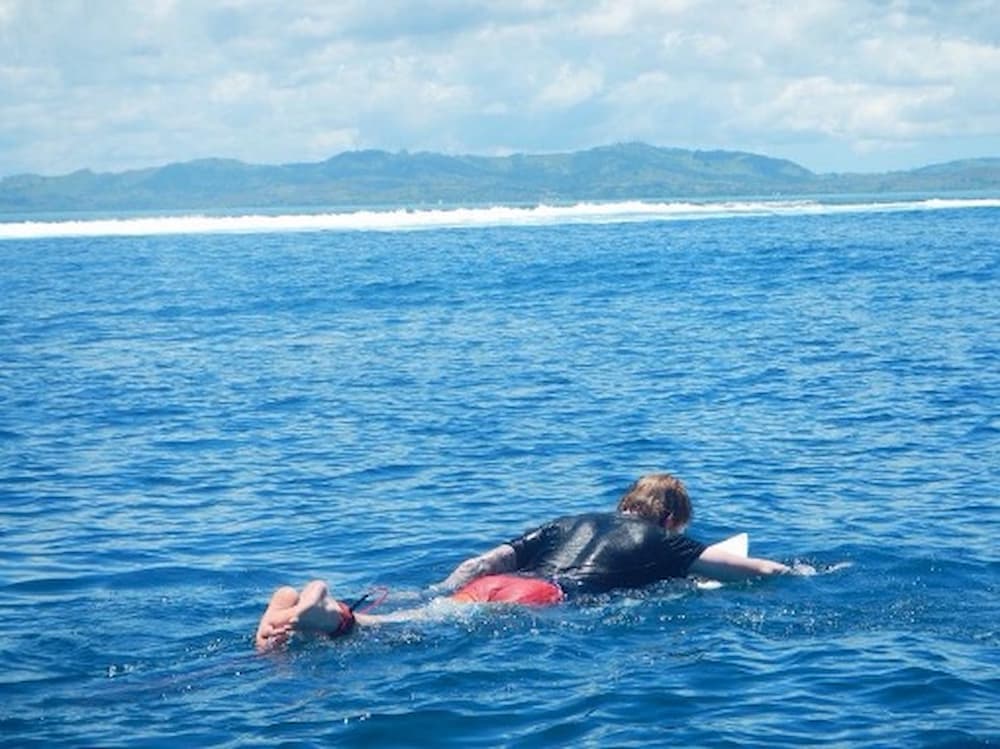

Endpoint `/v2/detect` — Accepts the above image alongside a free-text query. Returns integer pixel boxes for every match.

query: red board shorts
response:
[451,574,564,606]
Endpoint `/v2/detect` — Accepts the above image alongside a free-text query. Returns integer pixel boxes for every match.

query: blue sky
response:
[1,0,998,177]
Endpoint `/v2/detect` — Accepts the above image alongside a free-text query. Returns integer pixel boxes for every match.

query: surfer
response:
[255,473,793,651]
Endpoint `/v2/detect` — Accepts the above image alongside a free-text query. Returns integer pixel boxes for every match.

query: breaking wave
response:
[2,197,998,240]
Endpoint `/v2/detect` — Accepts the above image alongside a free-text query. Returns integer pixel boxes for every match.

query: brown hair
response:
[616,473,692,530]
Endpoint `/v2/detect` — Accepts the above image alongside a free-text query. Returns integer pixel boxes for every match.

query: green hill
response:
[1,143,997,213]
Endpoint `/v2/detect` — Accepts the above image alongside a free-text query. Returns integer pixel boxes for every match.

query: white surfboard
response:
[694,532,749,590]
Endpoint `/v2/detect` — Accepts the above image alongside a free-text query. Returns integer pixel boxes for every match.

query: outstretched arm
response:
[432,543,518,593]
[688,546,791,582]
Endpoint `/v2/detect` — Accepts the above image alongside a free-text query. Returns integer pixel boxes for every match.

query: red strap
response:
[330,600,356,638]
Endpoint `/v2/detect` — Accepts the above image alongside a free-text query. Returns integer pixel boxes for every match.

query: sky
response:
[1,0,999,178]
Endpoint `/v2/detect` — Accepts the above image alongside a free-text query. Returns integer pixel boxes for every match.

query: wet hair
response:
[616,473,692,529]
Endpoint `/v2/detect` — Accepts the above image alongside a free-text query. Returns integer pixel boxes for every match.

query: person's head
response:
[616,473,692,533]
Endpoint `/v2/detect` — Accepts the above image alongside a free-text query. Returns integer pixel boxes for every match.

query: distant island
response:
[2,142,998,213]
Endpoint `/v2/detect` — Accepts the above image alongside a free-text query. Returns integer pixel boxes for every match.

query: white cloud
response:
[1,0,998,176]
[575,0,698,37]
[0,0,16,25]
[535,64,604,109]
[308,128,361,155]
[209,72,263,103]
[859,35,1000,84]
[759,76,955,140]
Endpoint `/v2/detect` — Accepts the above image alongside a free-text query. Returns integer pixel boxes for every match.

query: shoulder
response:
[668,533,707,555]
[655,533,707,576]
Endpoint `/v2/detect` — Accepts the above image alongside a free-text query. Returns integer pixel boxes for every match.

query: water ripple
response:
[1,209,998,746]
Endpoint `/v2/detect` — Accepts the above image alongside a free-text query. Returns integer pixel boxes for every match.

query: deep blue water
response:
[1,204,998,747]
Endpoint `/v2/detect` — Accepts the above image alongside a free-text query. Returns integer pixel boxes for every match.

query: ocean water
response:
[1,198,998,747]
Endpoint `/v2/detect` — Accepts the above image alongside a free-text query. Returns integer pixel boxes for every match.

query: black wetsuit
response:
[506,512,707,596]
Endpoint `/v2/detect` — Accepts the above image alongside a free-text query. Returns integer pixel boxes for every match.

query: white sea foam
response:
[2,197,998,240]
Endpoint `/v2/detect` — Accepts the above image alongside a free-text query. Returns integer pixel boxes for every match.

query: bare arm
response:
[432,543,518,593]
[688,546,791,582]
